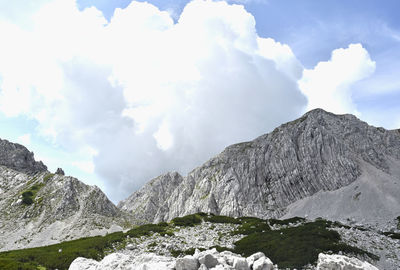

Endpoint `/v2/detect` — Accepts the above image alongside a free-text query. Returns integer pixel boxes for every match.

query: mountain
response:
[0,138,47,175]
[0,139,136,251]
[118,108,400,227]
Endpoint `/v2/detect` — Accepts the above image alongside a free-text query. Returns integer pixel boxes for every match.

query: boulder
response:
[233,257,250,270]
[175,255,199,270]
[253,256,274,270]
[198,253,219,269]
[69,257,99,270]
[317,253,378,270]
[246,252,266,267]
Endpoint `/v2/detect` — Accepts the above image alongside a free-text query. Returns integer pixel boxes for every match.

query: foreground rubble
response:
[70,248,378,270]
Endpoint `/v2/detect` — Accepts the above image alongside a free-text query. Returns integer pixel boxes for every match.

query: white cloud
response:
[17,134,31,146]
[72,160,95,174]
[0,0,308,202]
[299,43,376,115]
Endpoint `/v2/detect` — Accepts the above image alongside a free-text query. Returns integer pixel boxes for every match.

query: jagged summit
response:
[119,109,400,227]
[0,138,136,251]
[0,138,47,175]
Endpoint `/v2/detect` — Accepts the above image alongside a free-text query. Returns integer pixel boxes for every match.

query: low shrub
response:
[233,219,377,268]
[205,215,241,224]
[269,217,305,226]
[171,214,202,227]
[233,217,271,235]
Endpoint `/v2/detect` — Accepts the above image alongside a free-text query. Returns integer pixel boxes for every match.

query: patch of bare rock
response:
[69,248,377,270]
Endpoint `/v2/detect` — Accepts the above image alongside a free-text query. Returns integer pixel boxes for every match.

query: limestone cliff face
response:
[0,138,47,174]
[0,140,135,251]
[119,109,400,223]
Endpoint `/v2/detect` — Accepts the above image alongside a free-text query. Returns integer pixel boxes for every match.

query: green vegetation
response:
[0,231,125,270]
[0,213,377,270]
[21,183,44,205]
[269,217,305,226]
[233,216,271,235]
[171,213,203,227]
[170,247,206,257]
[233,219,378,269]
[383,232,400,240]
[204,215,241,224]
[0,222,169,270]
[43,174,55,182]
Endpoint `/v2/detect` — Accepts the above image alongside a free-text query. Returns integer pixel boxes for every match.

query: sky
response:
[0,0,399,203]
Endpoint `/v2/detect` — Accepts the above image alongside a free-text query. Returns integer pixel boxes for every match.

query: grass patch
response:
[21,183,44,206]
[170,247,206,257]
[0,231,125,270]
[0,213,377,270]
[233,217,271,235]
[0,222,169,270]
[171,214,203,227]
[383,232,400,240]
[233,219,377,269]
[43,174,55,182]
[204,215,241,224]
[126,222,168,238]
[269,217,305,226]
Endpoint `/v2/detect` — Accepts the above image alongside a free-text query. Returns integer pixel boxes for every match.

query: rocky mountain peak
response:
[0,137,137,251]
[0,138,47,175]
[119,109,400,227]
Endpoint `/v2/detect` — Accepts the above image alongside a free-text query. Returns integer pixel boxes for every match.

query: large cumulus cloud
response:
[0,0,375,202]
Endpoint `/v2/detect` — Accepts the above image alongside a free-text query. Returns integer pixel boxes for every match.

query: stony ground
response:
[70,220,381,270]
[120,222,243,257]
[332,226,400,270]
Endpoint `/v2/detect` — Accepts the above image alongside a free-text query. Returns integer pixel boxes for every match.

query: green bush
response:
[21,184,44,205]
[269,217,305,226]
[205,215,241,224]
[0,213,377,270]
[126,223,167,238]
[383,232,400,240]
[233,219,377,268]
[171,214,202,227]
[233,217,271,235]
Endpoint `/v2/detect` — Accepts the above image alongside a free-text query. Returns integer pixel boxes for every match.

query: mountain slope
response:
[0,140,136,251]
[0,138,47,175]
[119,109,400,226]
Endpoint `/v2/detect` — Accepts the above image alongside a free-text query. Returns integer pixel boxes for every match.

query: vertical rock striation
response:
[119,109,400,223]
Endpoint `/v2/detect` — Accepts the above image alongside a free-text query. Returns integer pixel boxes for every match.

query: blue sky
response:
[0,0,399,203]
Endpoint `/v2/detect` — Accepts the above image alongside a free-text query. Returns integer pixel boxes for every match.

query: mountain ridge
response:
[0,148,137,251]
[118,108,400,227]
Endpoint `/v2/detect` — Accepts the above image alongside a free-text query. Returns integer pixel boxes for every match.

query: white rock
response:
[175,255,199,270]
[199,264,209,270]
[246,252,266,267]
[126,243,135,250]
[233,257,249,270]
[199,253,219,269]
[69,257,99,270]
[253,257,273,270]
[317,253,379,270]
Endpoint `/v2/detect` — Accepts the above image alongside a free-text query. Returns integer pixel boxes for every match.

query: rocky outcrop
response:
[119,109,400,224]
[69,249,377,270]
[0,137,138,251]
[69,249,275,270]
[317,253,378,270]
[0,166,136,251]
[0,138,46,174]
[118,172,184,223]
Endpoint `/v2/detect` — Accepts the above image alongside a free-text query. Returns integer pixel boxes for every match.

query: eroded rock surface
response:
[119,109,400,225]
[0,138,47,174]
[69,249,376,270]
